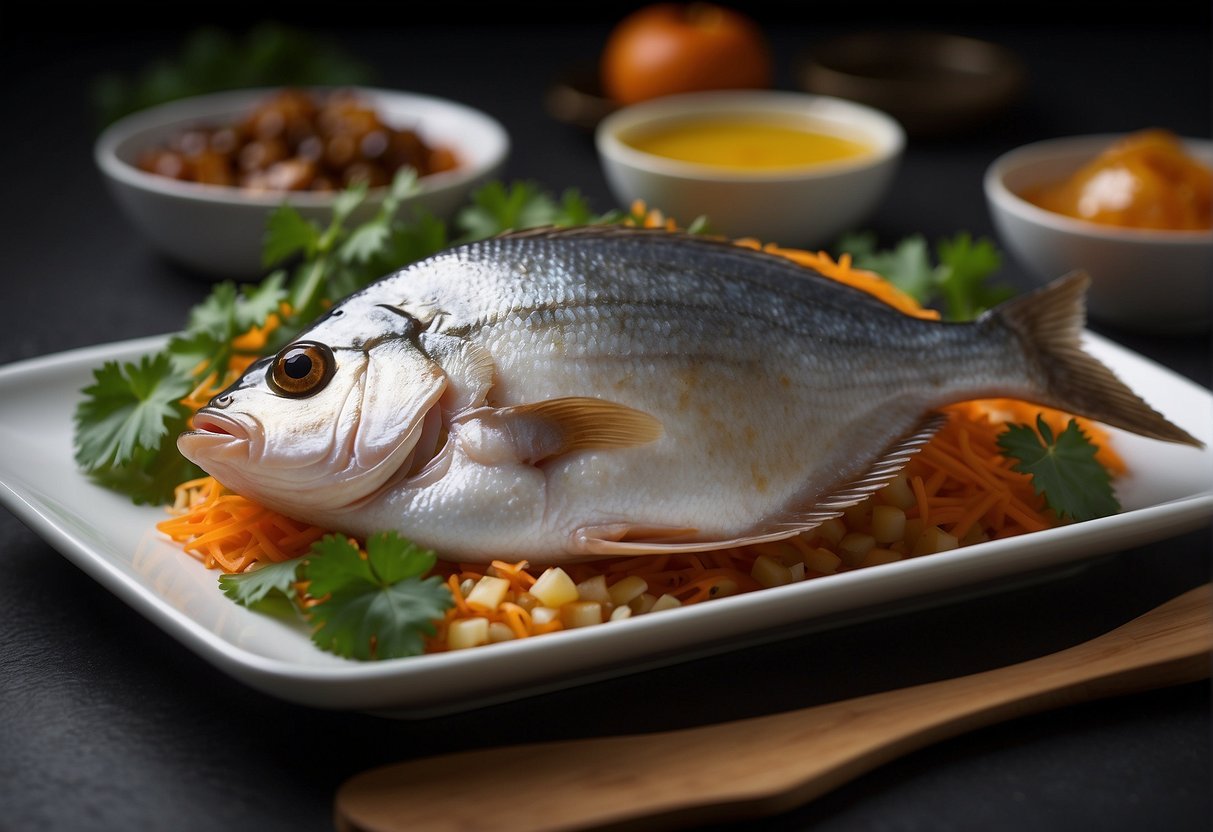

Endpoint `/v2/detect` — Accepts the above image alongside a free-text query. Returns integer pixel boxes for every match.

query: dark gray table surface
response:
[1,11,1210,832]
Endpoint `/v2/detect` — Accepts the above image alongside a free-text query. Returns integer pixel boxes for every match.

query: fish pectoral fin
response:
[771,411,949,535]
[573,524,801,556]
[496,397,663,465]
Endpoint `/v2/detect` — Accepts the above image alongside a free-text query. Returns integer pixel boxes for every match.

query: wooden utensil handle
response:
[336,584,1212,832]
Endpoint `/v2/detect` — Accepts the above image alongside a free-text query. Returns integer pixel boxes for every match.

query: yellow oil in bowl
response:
[624,118,872,172]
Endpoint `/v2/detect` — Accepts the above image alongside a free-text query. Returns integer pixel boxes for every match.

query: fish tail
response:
[989,271,1202,447]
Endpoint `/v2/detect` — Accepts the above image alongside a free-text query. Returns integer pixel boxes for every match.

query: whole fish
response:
[178,227,1200,563]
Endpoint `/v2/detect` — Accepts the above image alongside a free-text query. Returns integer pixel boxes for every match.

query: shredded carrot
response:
[157,222,1129,653]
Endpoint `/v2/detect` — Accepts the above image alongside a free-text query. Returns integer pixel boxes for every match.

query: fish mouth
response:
[190,410,250,440]
[179,409,254,466]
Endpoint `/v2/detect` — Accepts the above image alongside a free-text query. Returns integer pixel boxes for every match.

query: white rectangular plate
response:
[1,334,1210,715]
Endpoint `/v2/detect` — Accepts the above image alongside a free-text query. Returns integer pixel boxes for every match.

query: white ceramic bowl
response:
[96,87,510,278]
[984,134,1212,334]
[595,90,904,248]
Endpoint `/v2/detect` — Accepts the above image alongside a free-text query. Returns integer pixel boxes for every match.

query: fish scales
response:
[179,227,1200,562]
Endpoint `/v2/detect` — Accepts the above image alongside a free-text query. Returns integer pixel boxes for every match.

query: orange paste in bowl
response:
[1023,129,1212,231]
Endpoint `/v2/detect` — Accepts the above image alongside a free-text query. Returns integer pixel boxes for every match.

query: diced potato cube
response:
[575,574,611,604]
[760,541,803,566]
[880,475,916,510]
[466,575,510,610]
[561,601,604,628]
[488,622,516,643]
[514,591,539,612]
[531,606,560,626]
[816,518,846,545]
[838,532,876,566]
[871,505,906,544]
[751,554,793,588]
[609,605,633,621]
[803,546,842,575]
[650,594,682,612]
[530,567,579,608]
[448,617,490,650]
[608,575,648,606]
[629,593,658,614]
[912,526,959,556]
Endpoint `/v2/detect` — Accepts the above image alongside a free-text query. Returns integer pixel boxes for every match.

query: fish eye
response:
[267,341,335,397]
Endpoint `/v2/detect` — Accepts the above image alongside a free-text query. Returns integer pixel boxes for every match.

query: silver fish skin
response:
[178,227,1200,563]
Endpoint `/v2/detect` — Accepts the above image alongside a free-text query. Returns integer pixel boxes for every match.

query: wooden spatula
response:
[335,583,1212,832]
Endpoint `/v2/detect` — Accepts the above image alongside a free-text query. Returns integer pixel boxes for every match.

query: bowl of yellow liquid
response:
[596,90,904,247]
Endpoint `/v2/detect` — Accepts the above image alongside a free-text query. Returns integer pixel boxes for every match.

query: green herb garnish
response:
[73,353,202,504]
[219,532,453,660]
[218,557,301,613]
[997,416,1120,522]
[306,533,452,660]
[835,230,1013,321]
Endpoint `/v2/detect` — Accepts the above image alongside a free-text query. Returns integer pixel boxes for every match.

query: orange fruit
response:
[600,3,774,105]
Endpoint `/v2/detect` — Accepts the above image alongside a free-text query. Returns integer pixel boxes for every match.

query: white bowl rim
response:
[94,86,511,208]
[983,132,1213,246]
[595,89,905,183]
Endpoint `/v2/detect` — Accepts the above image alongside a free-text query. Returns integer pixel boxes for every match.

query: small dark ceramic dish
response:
[798,31,1026,138]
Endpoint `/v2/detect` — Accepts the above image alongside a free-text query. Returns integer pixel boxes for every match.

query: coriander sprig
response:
[835,230,1014,321]
[998,416,1121,522]
[220,532,454,660]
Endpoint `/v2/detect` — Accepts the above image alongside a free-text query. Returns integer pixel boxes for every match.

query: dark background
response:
[0,4,1210,832]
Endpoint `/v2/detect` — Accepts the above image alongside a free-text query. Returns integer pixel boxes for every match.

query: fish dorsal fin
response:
[569,412,947,557]
[495,397,664,465]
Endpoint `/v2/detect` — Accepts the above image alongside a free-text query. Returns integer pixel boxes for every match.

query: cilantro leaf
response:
[835,231,1012,320]
[833,230,878,261]
[84,445,203,506]
[219,558,303,615]
[555,188,596,227]
[74,353,194,471]
[383,167,421,212]
[847,234,936,304]
[455,180,560,240]
[330,182,369,230]
[166,329,226,378]
[997,416,1120,522]
[185,281,240,340]
[339,212,393,266]
[935,233,1013,321]
[304,533,452,660]
[263,206,321,267]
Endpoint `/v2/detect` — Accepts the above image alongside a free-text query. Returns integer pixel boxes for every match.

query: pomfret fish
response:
[179,227,1200,563]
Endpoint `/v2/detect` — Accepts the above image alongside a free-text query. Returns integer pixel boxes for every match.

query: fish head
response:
[177,299,447,515]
